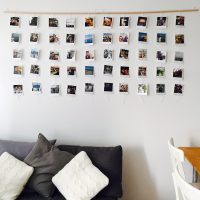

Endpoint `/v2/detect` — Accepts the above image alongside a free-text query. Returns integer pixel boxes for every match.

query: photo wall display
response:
[10,15,185,96]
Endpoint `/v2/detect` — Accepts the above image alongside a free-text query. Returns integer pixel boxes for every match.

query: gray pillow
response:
[0,136,56,160]
[24,133,74,197]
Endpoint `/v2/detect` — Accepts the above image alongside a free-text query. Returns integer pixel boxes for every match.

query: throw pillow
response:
[52,151,109,200]
[0,152,33,200]
[24,133,74,197]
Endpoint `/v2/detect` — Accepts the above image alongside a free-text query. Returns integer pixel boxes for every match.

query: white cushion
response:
[52,151,109,200]
[0,152,34,200]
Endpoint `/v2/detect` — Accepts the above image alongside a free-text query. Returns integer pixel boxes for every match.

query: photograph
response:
[49,34,59,43]
[11,33,20,43]
[104,83,113,92]
[156,51,167,63]
[103,65,113,75]
[156,84,165,94]
[119,83,128,93]
[156,67,165,77]
[66,18,75,28]
[103,17,113,27]
[138,49,147,60]
[30,33,39,43]
[84,34,94,45]
[120,66,129,76]
[67,66,76,76]
[30,64,40,75]
[85,50,95,61]
[10,17,20,26]
[13,85,23,94]
[66,34,75,44]
[156,17,167,28]
[137,16,148,28]
[102,33,112,44]
[118,32,129,44]
[85,66,94,76]
[50,66,60,76]
[85,17,94,28]
[173,68,183,79]
[13,49,23,59]
[67,85,76,94]
[49,18,58,27]
[157,33,166,43]
[51,85,60,95]
[67,50,76,61]
[30,48,39,59]
[29,17,38,27]
[14,66,23,75]
[85,83,94,93]
[137,84,148,95]
[175,34,184,44]
[176,16,185,26]
[174,84,183,94]
[138,66,147,77]
[103,49,113,60]
[138,32,147,42]
[119,49,129,60]
[32,82,41,93]
[49,51,59,60]
[119,17,129,27]
[174,51,184,62]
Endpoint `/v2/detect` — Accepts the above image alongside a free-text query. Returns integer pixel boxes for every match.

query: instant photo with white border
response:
[85,83,94,94]
[156,84,166,95]
[137,84,149,95]
[32,82,42,93]
[50,85,60,95]
[119,17,130,28]
[13,85,23,95]
[11,33,21,43]
[102,33,112,44]
[30,33,39,44]
[29,17,39,28]
[13,49,23,60]
[119,83,129,94]
[30,48,40,60]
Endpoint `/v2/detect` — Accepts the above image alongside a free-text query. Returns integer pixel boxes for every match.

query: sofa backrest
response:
[58,145,123,199]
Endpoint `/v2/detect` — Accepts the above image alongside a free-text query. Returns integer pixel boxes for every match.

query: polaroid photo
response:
[85,50,95,61]
[176,16,185,27]
[157,33,166,44]
[11,33,20,43]
[51,85,60,95]
[118,32,129,44]
[103,65,113,76]
[138,66,147,77]
[14,65,23,75]
[49,34,59,44]
[66,50,76,61]
[67,85,76,95]
[29,17,38,27]
[174,84,183,95]
[156,67,165,77]
[174,51,184,62]
[30,33,39,43]
[13,49,23,59]
[103,49,113,60]
[49,51,59,61]
[13,85,23,94]
[173,68,183,79]
[137,17,148,28]
[85,83,94,93]
[119,83,128,93]
[156,51,167,63]
[67,66,77,76]
[85,17,94,28]
[138,32,147,43]
[49,18,59,27]
[50,66,60,76]
[85,66,94,76]
[30,48,40,60]
[175,34,184,44]
[10,17,20,27]
[119,49,129,60]
[102,33,112,44]
[138,49,147,60]
[156,84,165,94]
[66,18,75,29]
[119,17,130,28]
[104,83,113,92]
[120,66,129,76]
[85,34,94,45]
[30,64,40,75]
[156,17,167,28]
[137,84,148,95]
[66,34,75,45]
[103,17,113,27]
[32,82,41,93]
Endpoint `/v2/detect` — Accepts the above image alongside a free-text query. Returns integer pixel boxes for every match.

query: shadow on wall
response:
[122,146,158,200]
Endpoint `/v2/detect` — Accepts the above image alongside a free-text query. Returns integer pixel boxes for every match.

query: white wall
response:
[0,0,200,200]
